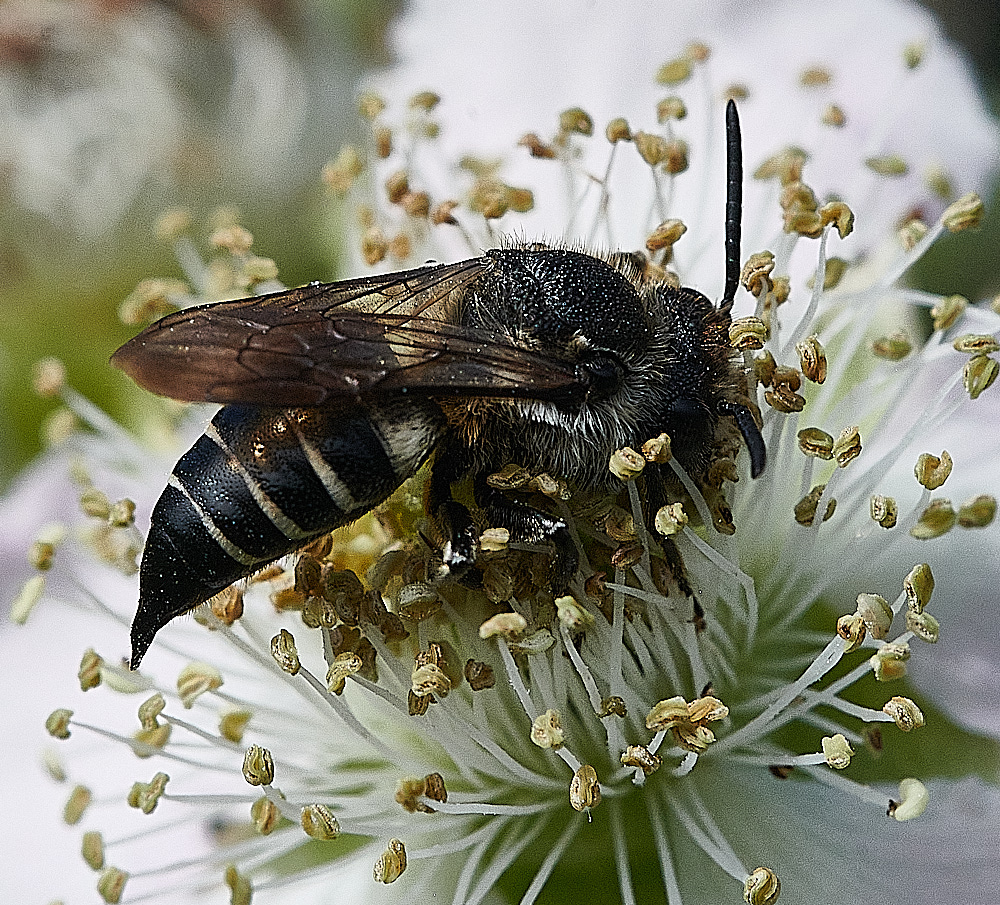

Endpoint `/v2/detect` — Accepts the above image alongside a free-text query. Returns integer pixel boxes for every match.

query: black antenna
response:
[716,100,766,478]
[720,98,742,314]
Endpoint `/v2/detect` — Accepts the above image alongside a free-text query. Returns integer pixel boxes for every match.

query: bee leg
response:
[643,468,698,603]
[427,454,479,577]
[472,476,578,593]
[652,534,696,599]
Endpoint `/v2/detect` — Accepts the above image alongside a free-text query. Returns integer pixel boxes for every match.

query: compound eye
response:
[577,353,623,398]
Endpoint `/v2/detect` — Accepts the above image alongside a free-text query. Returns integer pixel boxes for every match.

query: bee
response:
[114,100,764,669]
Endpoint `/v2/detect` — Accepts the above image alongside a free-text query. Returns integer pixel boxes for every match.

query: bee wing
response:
[112,258,583,406]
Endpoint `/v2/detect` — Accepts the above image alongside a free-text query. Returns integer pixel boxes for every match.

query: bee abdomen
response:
[130,400,445,667]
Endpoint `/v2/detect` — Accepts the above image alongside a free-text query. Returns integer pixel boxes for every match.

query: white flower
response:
[3,1,1000,904]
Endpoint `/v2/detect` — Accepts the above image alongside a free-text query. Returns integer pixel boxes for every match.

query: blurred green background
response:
[0,0,399,486]
[0,0,996,490]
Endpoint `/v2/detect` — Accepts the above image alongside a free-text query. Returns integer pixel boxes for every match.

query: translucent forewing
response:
[112,258,583,407]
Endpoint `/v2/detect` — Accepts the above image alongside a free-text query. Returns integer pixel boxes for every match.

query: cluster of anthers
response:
[19,40,1000,905]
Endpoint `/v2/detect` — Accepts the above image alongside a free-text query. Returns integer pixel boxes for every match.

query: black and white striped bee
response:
[114,100,764,669]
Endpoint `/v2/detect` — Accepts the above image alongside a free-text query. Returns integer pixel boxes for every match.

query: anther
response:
[870,495,898,528]
[479,527,510,552]
[870,642,910,681]
[836,613,867,653]
[958,494,996,528]
[301,803,341,840]
[799,65,832,86]
[605,117,632,143]
[78,648,103,691]
[374,839,407,883]
[430,200,459,225]
[558,107,594,136]
[905,610,940,643]
[930,294,967,332]
[754,148,806,185]
[898,218,929,250]
[220,709,252,744]
[643,432,672,463]
[794,485,836,525]
[224,866,252,905]
[656,96,687,122]
[97,866,129,904]
[361,226,388,265]
[177,662,223,708]
[942,193,983,231]
[797,428,834,459]
[46,708,73,739]
[832,426,862,467]
[903,563,934,612]
[621,744,662,775]
[210,225,253,253]
[925,166,953,199]
[866,154,908,176]
[903,41,926,68]
[872,332,912,360]
[556,595,595,631]
[889,778,929,821]
[744,867,781,905]
[64,784,92,824]
[82,830,105,870]
[656,56,693,85]
[822,103,846,127]
[530,709,565,749]
[819,201,854,238]
[412,662,451,699]
[821,734,854,769]
[569,764,601,811]
[646,218,687,253]
[480,612,528,639]
[251,796,280,834]
[634,131,669,166]
[754,350,777,386]
[882,696,925,732]
[357,92,385,120]
[963,354,998,400]
[740,251,775,296]
[795,335,827,383]
[646,696,690,731]
[409,90,440,111]
[28,539,56,570]
[127,772,169,814]
[952,334,1000,355]
[322,145,364,196]
[729,316,768,350]
[855,594,893,641]
[609,446,646,480]
[909,500,956,539]
[654,502,689,536]
[154,207,192,241]
[327,652,362,695]
[600,696,628,718]
[464,659,496,690]
[398,583,442,622]
[242,745,274,786]
[662,138,689,174]
[270,629,300,675]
